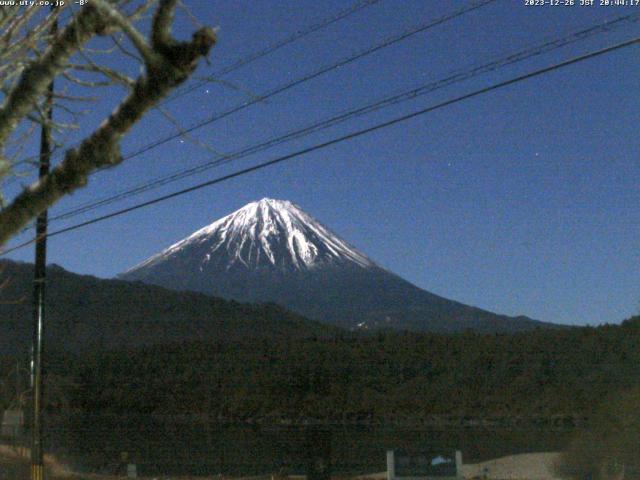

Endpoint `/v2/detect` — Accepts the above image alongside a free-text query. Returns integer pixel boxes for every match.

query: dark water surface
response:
[44,415,575,477]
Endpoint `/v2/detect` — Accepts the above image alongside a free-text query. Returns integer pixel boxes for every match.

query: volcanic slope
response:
[121,198,557,333]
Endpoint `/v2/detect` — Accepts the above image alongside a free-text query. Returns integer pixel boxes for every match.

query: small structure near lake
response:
[387,449,462,480]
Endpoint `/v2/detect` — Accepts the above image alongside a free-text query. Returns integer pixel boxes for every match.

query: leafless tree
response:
[0,0,216,246]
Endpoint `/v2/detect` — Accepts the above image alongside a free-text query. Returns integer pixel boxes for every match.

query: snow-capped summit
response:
[121,199,553,334]
[124,198,374,275]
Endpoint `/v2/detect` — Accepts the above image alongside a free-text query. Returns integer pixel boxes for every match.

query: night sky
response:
[2,0,639,326]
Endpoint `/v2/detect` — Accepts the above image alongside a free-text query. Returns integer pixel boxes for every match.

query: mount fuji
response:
[120,198,555,333]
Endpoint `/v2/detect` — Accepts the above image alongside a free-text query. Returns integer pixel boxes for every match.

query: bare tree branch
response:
[68,63,136,88]
[157,105,223,156]
[0,5,111,147]
[0,2,216,246]
[151,0,177,50]
[111,32,143,62]
[92,0,157,66]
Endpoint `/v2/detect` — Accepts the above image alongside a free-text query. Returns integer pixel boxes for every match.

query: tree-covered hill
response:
[50,317,640,422]
[1,259,638,424]
[0,259,337,355]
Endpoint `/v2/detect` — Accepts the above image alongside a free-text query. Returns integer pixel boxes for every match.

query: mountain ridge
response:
[123,198,375,275]
[0,259,336,354]
[121,198,560,333]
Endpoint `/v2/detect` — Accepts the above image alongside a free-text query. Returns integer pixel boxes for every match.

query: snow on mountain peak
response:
[126,199,375,274]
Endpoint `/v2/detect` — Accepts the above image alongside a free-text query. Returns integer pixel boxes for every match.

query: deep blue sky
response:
[2,0,639,326]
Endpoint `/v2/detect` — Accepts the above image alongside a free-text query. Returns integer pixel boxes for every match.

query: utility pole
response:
[31,8,57,480]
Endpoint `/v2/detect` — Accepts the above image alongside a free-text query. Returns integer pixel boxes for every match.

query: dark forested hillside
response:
[37,317,640,423]
[1,259,638,424]
[0,260,336,355]
[121,199,558,334]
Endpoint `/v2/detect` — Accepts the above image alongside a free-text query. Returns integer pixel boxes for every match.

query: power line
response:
[47,11,640,223]
[2,0,494,199]
[2,36,637,257]
[3,0,383,175]
[88,0,499,174]
[164,0,384,104]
